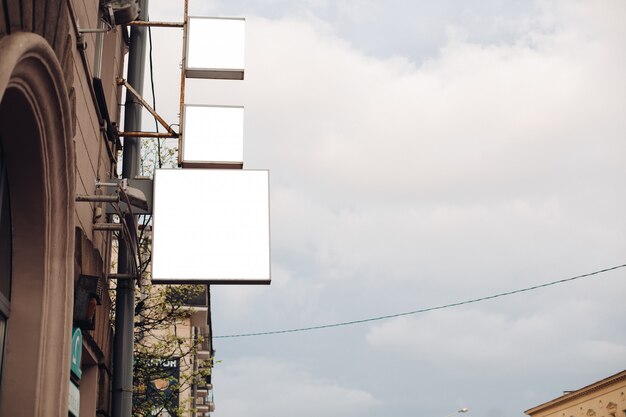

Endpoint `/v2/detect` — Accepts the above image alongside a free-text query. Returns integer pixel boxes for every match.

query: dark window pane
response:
[0,314,5,380]
[0,175,11,300]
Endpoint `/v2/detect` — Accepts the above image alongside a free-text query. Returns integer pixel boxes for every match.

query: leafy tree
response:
[110,131,214,416]
[131,283,212,417]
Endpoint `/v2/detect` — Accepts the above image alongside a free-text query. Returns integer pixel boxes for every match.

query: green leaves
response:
[132,284,209,417]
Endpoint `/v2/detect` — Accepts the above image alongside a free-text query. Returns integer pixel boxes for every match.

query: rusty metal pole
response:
[177,0,188,166]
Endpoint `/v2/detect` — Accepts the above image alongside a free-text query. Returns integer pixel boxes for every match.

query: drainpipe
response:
[192,327,199,417]
[93,18,104,78]
[111,1,149,416]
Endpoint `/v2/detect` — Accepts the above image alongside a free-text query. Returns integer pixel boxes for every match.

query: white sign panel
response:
[151,169,270,284]
[182,105,244,167]
[68,380,80,417]
[185,17,245,79]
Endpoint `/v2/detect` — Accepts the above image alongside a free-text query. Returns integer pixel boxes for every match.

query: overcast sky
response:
[143,1,626,416]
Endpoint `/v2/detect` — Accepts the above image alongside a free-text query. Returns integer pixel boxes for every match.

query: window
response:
[0,141,12,382]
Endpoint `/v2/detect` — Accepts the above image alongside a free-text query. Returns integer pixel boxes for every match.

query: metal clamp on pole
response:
[108,273,137,280]
[94,223,124,232]
[78,27,111,33]
[76,194,120,203]
[126,20,184,27]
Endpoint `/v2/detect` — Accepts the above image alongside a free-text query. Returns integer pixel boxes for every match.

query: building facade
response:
[0,0,127,415]
[133,284,215,417]
[526,371,626,417]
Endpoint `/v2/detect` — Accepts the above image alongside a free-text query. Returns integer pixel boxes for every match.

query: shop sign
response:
[68,380,80,417]
[141,358,180,416]
[151,169,271,284]
[70,327,82,379]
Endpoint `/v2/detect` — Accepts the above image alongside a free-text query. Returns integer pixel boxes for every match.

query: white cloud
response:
[365,300,626,377]
[210,0,626,352]
[214,356,379,417]
[241,1,624,290]
[144,1,626,416]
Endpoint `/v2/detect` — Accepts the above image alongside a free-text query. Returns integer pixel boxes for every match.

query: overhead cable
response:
[214,263,626,339]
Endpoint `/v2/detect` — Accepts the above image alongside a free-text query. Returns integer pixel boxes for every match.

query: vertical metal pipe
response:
[111,1,149,416]
[191,326,199,417]
[93,18,105,78]
[177,0,188,166]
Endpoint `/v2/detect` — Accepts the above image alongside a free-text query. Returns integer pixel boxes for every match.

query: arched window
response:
[0,32,76,416]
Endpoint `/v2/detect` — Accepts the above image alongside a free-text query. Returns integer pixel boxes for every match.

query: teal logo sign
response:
[70,327,82,379]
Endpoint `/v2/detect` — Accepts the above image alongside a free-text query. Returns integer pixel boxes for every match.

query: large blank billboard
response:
[151,169,270,284]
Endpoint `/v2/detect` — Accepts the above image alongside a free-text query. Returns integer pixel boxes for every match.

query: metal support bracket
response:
[108,273,136,280]
[76,194,120,203]
[99,178,153,215]
[116,78,179,139]
[126,21,184,28]
[78,28,110,33]
[94,223,124,232]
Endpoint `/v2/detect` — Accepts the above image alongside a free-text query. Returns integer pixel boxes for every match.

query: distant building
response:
[134,284,215,417]
[186,287,216,417]
[526,371,626,417]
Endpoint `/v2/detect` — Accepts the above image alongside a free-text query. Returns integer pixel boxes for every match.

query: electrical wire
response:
[214,263,626,339]
[148,26,163,169]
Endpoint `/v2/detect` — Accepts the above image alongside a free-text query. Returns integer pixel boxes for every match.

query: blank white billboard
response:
[182,105,244,168]
[185,17,245,80]
[151,169,270,284]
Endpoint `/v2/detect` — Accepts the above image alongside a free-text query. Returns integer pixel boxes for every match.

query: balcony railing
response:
[198,328,211,352]
[186,286,208,307]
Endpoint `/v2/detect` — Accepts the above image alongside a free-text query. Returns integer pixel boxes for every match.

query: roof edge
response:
[525,370,626,416]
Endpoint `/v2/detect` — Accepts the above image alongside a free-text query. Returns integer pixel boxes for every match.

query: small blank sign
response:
[182,105,244,168]
[151,169,270,284]
[185,17,245,80]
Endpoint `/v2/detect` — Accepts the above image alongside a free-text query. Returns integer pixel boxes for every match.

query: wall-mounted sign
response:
[68,380,80,417]
[70,327,82,380]
[182,105,244,168]
[151,169,270,284]
[185,17,245,80]
[142,358,180,416]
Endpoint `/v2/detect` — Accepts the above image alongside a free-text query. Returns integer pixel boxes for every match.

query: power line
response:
[147,26,163,169]
[214,263,626,339]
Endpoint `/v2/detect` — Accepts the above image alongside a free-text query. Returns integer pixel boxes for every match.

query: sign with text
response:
[151,169,270,284]
[144,358,180,417]
[68,380,80,417]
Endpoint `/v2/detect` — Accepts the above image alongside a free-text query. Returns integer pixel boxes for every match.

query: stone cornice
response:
[525,371,626,416]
